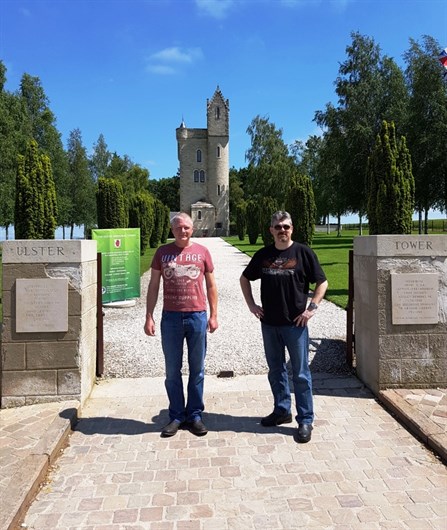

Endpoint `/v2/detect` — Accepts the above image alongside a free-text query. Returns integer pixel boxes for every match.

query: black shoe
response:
[295,423,313,443]
[161,420,182,437]
[188,419,208,436]
[261,411,293,427]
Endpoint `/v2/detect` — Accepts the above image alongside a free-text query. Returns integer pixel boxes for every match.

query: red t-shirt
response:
[151,242,214,312]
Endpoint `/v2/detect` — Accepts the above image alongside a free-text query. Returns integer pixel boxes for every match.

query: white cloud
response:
[195,0,234,19]
[146,64,176,75]
[146,46,203,75]
[150,47,203,64]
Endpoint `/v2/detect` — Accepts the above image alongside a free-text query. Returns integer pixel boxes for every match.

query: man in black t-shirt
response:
[240,211,328,443]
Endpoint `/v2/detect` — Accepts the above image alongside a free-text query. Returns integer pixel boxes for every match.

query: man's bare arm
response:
[205,271,218,333]
[144,269,162,336]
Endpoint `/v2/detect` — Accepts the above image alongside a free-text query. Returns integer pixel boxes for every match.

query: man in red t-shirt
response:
[144,213,218,437]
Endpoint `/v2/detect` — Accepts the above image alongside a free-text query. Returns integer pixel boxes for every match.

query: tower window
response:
[194,170,199,182]
[196,149,202,163]
[217,185,221,196]
[215,107,220,119]
[200,170,205,183]
[198,210,202,220]
[216,145,221,158]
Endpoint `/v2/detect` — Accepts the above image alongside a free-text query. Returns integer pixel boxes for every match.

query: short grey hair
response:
[171,212,193,228]
[271,211,293,227]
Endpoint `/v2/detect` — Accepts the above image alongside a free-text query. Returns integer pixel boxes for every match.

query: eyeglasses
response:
[273,224,291,231]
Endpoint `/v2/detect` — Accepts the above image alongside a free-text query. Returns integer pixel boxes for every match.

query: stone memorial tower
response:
[176,87,230,236]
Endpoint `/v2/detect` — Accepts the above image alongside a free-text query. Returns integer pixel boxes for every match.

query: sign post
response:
[92,228,140,304]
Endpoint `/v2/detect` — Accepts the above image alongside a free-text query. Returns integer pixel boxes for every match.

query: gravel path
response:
[102,237,351,378]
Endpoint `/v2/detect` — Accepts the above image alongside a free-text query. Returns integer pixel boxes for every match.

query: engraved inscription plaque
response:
[16,278,69,333]
[391,273,439,325]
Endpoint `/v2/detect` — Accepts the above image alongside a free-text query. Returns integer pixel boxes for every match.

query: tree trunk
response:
[70,223,74,239]
[424,209,429,234]
[358,214,363,236]
[5,224,9,240]
[418,211,422,234]
[337,214,342,237]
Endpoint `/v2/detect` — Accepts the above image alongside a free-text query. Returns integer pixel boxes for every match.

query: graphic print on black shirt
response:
[261,256,297,276]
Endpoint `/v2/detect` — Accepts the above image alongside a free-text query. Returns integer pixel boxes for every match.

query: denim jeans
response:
[261,322,313,424]
[161,310,207,423]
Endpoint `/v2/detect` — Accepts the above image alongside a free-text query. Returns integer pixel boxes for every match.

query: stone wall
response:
[1,240,97,408]
[353,235,446,395]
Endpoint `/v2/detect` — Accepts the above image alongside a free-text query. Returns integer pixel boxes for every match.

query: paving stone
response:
[1,376,446,529]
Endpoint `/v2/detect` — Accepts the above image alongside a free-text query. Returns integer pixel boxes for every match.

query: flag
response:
[438,48,447,69]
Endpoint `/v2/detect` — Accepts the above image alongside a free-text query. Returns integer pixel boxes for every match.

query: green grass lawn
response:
[225,230,362,310]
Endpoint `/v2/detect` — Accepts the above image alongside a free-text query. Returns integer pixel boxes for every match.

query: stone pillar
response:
[1,240,97,408]
[353,235,446,395]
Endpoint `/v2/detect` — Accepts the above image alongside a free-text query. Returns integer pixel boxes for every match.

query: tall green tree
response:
[41,154,58,238]
[404,35,447,231]
[148,175,180,211]
[66,128,96,237]
[106,152,132,182]
[19,73,68,226]
[96,177,127,229]
[286,171,316,246]
[15,139,57,239]
[229,167,246,222]
[150,199,165,248]
[245,116,294,205]
[161,204,171,243]
[291,136,333,226]
[367,121,414,234]
[128,191,155,254]
[89,133,111,181]
[315,32,409,226]
[259,196,279,246]
[0,62,29,238]
[246,199,260,245]
[104,152,150,211]
[235,201,247,241]
[126,164,150,196]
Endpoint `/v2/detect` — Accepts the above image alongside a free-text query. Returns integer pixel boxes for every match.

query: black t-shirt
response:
[242,242,326,326]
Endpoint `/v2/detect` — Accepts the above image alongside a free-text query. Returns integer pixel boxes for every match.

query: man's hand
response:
[293,307,317,327]
[249,303,264,320]
[208,316,218,333]
[144,315,156,336]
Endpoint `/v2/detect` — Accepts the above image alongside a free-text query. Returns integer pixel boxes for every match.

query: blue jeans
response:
[161,310,207,423]
[261,323,313,424]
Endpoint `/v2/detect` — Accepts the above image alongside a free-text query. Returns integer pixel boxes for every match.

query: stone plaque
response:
[354,235,447,257]
[16,279,69,333]
[391,273,439,325]
[2,239,97,264]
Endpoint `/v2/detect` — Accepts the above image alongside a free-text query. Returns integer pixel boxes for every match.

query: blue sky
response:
[1,0,446,187]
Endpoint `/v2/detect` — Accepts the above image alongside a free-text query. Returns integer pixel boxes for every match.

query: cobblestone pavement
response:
[5,374,445,530]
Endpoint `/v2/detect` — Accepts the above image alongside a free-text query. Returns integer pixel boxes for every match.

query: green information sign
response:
[92,228,140,303]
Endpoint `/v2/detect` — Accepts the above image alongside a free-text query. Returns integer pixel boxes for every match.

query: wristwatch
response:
[307,302,318,311]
